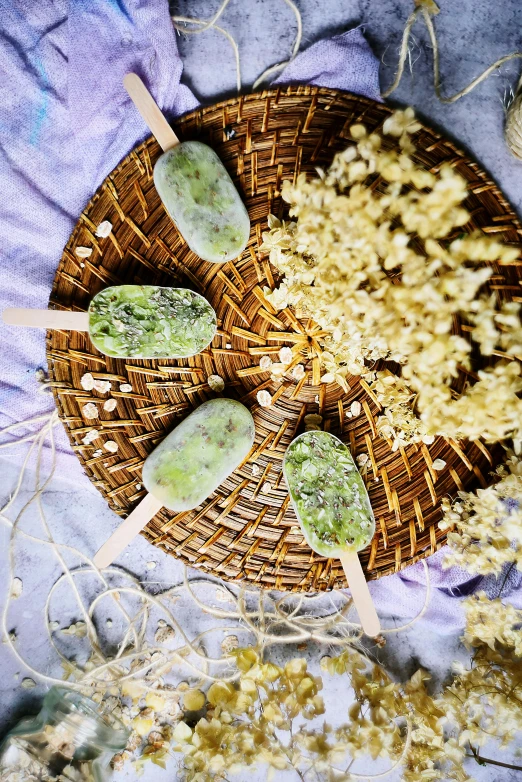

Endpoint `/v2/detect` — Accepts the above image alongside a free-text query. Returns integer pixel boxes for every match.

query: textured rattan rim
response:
[47,86,521,592]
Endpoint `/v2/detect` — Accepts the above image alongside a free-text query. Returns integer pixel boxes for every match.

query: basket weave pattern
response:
[47,86,522,592]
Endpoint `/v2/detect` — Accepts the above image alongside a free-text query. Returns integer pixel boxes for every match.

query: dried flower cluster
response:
[261,108,522,451]
[440,453,522,574]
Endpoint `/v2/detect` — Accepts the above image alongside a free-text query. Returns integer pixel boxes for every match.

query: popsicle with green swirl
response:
[2,285,217,359]
[93,399,255,568]
[283,431,380,637]
[124,74,250,264]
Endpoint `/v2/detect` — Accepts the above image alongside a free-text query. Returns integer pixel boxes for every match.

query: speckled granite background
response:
[2,1,522,779]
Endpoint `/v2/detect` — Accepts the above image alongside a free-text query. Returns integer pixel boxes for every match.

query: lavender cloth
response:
[0,3,519,630]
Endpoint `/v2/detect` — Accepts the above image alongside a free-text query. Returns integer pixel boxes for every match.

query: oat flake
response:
[119,383,133,393]
[432,458,447,470]
[257,390,272,407]
[75,246,92,258]
[350,400,362,417]
[82,402,98,419]
[259,355,272,371]
[104,440,119,453]
[10,578,22,599]
[278,346,293,365]
[95,220,113,238]
[80,372,95,391]
[103,398,117,412]
[207,374,225,392]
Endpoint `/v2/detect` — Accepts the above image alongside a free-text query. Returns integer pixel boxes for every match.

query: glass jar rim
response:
[43,687,129,752]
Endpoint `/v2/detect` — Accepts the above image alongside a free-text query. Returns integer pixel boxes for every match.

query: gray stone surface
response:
[2,1,522,779]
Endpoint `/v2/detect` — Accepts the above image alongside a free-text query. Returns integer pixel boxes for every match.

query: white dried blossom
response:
[95,220,113,238]
[278,346,293,365]
[119,383,133,393]
[93,379,111,394]
[207,374,225,392]
[440,454,522,575]
[104,440,119,453]
[80,372,95,391]
[257,390,272,407]
[82,403,98,420]
[103,398,117,412]
[259,355,273,371]
[74,246,92,258]
[261,108,522,449]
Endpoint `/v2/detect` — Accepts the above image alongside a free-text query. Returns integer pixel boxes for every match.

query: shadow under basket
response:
[47,86,521,592]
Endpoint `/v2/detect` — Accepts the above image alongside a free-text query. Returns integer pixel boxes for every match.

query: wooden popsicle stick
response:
[123,73,179,153]
[340,550,381,638]
[2,308,89,331]
[93,492,164,569]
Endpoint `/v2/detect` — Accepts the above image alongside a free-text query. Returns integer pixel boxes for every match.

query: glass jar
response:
[0,686,129,781]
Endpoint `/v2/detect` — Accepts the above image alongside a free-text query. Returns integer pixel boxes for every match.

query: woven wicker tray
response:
[47,86,521,592]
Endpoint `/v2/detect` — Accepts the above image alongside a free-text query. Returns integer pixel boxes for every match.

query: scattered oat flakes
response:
[207,374,225,392]
[119,383,133,393]
[10,578,23,599]
[92,449,103,458]
[350,400,362,417]
[61,621,87,638]
[155,622,175,644]
[103,398,117,412]
[21,678,36,689]
[260,481,272,494]
[259,355,273,371]
[225,342,232,349]
[221,634,239,654]
[292,363,305,380]
[357,453,369,467]
[314,395,319,404]
[82,402,98,419]
[80,372,95,391]
[422,435,436,445]
[279,346,293,364]
[135,483,141,491]
[93,379,111,394]
[104,440,119,453]
[432,458,447,470]
[251,464,260,477]
[257,389,272,407]
[146,561,157,570]
[82,428,100,445]
[95,220,113,238]
[75,246,92,258]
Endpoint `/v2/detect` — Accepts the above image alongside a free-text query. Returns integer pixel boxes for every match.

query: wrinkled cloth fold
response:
[0,1,519,628]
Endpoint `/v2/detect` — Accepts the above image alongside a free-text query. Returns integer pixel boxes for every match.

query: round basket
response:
[47,86,521,592]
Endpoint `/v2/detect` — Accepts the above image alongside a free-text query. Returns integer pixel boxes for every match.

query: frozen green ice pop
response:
[142,398,255,511]
[88,285,216,358]
[93,398,255,568]
[283,431,380,636]
[2,285,217,360]
[124,74,250,264]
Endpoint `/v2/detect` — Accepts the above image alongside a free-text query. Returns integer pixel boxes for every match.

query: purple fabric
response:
[0,2,519,628]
